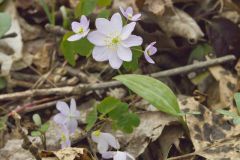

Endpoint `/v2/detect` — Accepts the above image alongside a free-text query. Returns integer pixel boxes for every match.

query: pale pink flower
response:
[102,151,135,160]
[120,7,141,21]
[87,13,143,69]
[91,131,120,153]
[53,98,80,134]
[67,15,90,41]
[144,42,157,64]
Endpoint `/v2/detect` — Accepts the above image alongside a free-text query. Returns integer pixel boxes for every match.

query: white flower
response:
[87,13,143,69]
[67,15,90,41]
[91,131,120,153]
[53,98,80,134]
[144,42,157,64]
[120,7,141,22]
[102,151,135,160]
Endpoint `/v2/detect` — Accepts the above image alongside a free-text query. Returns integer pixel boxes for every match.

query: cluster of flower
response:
[53,98,135,160]
[67,7,157,69]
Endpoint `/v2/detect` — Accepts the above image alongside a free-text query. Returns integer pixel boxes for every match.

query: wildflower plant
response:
[31,114,50,149]
[61,6,158,70]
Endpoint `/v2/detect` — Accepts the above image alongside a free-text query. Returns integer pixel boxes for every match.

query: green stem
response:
[132,48,144,53]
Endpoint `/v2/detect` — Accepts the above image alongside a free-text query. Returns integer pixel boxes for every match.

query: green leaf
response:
[0,77,6,90]
[217,109,238,118]
[86,106,98,131]
[97,97,121,115]
[188,43,213,63]
[74,0,98,17]
[31,131,42,137]
[115,74,181,116]
[32,114,42,126]
[0,12,11,38]
[97,0,112,7]
[60,32,93,66]
[234,93,240,114]
[97,9,111,18]
[113,113,140,133]
[38,0,55,25]
[39,122,49,133]
[233,117,240,125]
[108,103,129,120]
[123,46,143,71]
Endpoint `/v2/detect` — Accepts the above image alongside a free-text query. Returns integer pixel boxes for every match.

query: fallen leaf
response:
[206,18,240,57]
[178,97,240,159]
[41,148,93,160]
[158,125,184,159]
[0,0,23,75]
[115,111,178,157]
[207,65,237,110]
[156,7,204,43]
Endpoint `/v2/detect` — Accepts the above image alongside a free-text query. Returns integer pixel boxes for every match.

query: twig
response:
[0,55,236,101]
[12,112,41,160]
[0,32,17,39]
[45,24,68,35]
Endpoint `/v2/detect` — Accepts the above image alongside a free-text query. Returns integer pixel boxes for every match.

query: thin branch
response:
[0,32,17,39]
[0,55,236,101]
[12,112,41,160]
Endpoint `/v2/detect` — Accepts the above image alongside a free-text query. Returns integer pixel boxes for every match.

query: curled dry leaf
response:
[158,125,184,160]
[41,148,93,160]
[207,65,237,110]
[143,0,173,16]
[178,97,240,159]
[0,1,23,75]
[0,139,35,160]
[115,111,177,157]
[156,8,204,43]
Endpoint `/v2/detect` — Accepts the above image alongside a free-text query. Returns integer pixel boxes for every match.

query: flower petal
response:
[126,7,133,15]
[102,151,115,159]
[91,133,100,143]
[144,52,155,64]
[119,7,127,17]
[132,13,141,21]
[102,133,120,149]
[67,119,78,134]
[71,22,81,33]
[87,31,107,46]
[149,46,157,56]
[122,35,143,47]
[114,152,127,160]
[96,18,114,35]
[53,113,66,124]
[120,22,136,40]
[67,34,83,41]
[108,51,123,69]
[110,13,122,34]
[70,98,76,114]
[56,101,70,115]
[80,15,89,30]
[92,46,109,61]
[117,45,132,62]
[126,153,135,160]
[97,139,109,153]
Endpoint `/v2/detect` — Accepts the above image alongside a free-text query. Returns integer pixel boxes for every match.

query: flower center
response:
[93,130,101,137]
[61,134,67,142]
[111,37,120,45]
[147,50,151,56]
[77,27,84,34]
[128,14,132,19]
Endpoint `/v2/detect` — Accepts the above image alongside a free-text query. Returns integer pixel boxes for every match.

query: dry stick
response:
[0,55,236,101]
[12,112,41,160]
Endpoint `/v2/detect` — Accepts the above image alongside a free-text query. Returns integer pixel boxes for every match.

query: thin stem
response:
[132,48,144,53]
